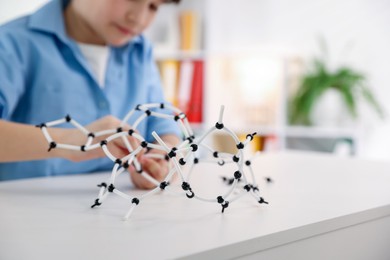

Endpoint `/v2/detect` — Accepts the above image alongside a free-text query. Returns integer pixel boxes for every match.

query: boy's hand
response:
[129,149,170,190]
[58,115,139,162]
[56,116,180,190]
[129,134,180,190]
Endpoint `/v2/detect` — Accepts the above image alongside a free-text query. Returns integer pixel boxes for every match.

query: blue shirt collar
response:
[28,0,142,47]
[28,0,70,44]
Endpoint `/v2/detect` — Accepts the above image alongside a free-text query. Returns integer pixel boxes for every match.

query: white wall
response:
[206,0,390,160]
[0,0,49,24]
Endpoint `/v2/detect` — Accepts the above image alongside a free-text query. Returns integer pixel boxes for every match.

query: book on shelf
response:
[158,60,180,106]
[177,60,194,112]
[263,134,279,152]
[179,10,201,51]
[186,60,203,123]
[215,133,268,154]
[237,133,281,153]
[158,59,204,123]
[238,134,266,153]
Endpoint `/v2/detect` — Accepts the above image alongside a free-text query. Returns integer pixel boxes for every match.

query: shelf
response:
[210,125,281,136]
[235,126,280,136]
[285,126,359,139]
[210,125,359,139]
[154,50,206,61]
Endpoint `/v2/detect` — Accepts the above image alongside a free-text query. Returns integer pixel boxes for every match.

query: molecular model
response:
[37,103,269,220]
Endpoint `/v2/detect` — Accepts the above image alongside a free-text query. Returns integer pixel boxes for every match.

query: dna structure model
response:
[37,103,269,220]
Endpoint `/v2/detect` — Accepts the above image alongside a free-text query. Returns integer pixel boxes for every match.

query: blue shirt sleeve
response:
[0,33,26,119]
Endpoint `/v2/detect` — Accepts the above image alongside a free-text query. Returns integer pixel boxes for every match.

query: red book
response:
[186,60,203,123]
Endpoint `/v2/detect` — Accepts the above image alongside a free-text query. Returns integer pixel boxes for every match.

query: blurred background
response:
[1,0,390,160]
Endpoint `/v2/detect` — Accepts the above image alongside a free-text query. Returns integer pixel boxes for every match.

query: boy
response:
[0,0,181,189]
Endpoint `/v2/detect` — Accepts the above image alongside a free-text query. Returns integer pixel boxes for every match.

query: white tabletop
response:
[1,151,390,260]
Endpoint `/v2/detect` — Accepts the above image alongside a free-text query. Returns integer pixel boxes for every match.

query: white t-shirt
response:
[77,42,110,88]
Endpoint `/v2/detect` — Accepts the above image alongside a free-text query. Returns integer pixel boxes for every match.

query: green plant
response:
[289,46,384,125]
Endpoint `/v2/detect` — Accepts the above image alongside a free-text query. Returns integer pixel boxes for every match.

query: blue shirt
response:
[0,0,180,181]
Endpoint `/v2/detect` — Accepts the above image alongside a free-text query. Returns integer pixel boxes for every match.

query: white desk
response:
[1,152,390,260]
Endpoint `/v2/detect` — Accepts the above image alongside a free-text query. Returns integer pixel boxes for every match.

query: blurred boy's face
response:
[69,0,163,46]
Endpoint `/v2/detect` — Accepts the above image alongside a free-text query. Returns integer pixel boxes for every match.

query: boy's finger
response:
[143,158,163,180]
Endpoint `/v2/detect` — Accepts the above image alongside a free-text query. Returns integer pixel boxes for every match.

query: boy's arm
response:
[0,120,70,162]
[0,117,139,163]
